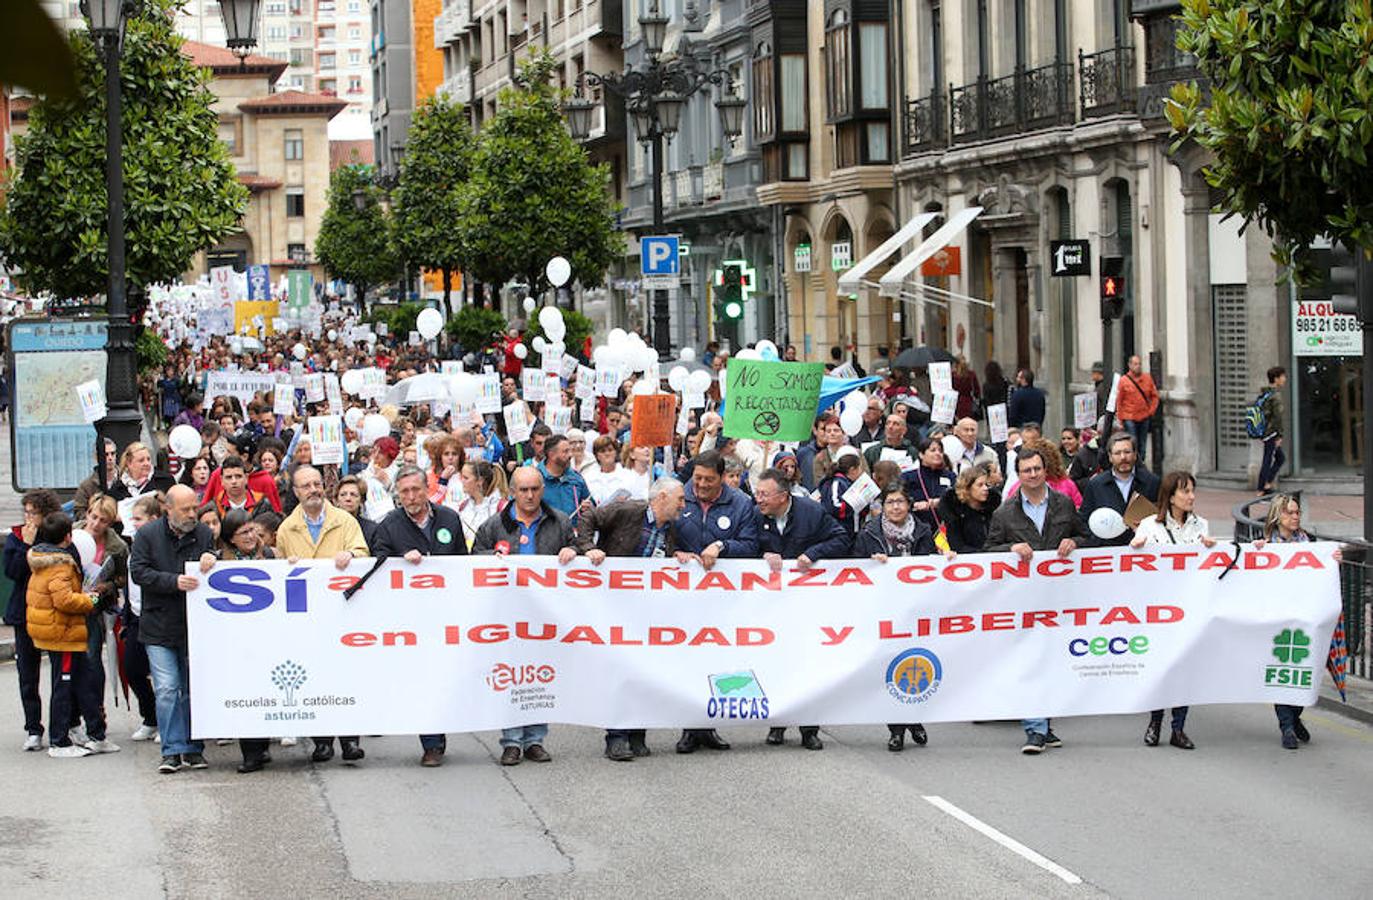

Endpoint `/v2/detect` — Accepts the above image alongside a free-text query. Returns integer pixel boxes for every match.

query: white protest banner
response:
[1074,393,1097,429]
[324,374,343,414]
[521,368,546,402]
[596,366,621,398]
[441,360,464,377]
[360,368,387,401]
[580,398,598,423]
[544,373,562,408]
[186,545,1340,738]
[560,354,581,381]
[548,406,573,435]
[75,379,107,424]
[841,473,882,512]
[206,370,278,410]
[210,264,238,304]
[987,403,1009,444]
[273,385,296,417]
[929,362,953,395]
[307,416,344,465]
[504,402,532,444]
[931,389,959,425]
[541,349,561,376]
[574,365,596,400]
[304,373,326,403]
[476,374,502,414]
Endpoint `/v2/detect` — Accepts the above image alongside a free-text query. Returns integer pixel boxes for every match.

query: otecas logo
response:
[486,663,556,692]
[886,648,942,704]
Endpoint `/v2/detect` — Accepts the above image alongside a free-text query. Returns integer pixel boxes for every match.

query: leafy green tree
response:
[457,50,623,296]
[0,0,247,296]
[393,94,475,315]
[447,305,508,353]
[315,164,398,307]
[1169,0,1373,279]
[366,301,424,339]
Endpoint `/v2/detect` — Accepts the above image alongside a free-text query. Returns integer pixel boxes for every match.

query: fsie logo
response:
[887,648,942,704]
[1264,628,1314,688]
[706,670,769,719]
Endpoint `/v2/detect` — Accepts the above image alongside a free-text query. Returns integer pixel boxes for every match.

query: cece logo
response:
[1068,635,1150,657]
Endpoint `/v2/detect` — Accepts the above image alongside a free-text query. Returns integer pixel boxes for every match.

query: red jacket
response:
[201,467,283,513]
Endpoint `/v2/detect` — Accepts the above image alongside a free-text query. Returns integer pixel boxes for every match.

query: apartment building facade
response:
[370,0,416,175]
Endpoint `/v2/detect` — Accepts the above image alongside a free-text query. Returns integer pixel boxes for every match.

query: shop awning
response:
[878,207,983,297]
[835,212,938,294]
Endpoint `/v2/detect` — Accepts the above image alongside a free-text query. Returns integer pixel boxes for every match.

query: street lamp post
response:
[563,2,745,356]
[83,0,141,481]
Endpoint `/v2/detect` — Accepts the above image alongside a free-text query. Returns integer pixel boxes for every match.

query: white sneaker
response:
[48,744,92,759]
[68,726,89,746]
[130,724,158,742]
[280,736,298,747]
[22,734,42,752]
[215,738,234,746]
[84,739,121,754]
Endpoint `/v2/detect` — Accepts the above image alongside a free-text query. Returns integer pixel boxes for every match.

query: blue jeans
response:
[1125,419,1150,464]
[500,725,548,749]
[1259,438,1286,490]
[1150,706,1189,730]
[1022,717,1048,735]
[146,644,203,756]
[420,734,447,751]
[1274,704,1304,732]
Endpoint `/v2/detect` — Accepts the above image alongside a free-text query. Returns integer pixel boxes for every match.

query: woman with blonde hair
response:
[106,442,176,503]
[453,460,509,545]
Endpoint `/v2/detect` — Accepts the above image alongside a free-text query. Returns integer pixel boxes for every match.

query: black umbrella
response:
[892,346,954,369]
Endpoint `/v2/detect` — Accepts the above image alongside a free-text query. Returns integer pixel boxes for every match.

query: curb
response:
[0,638,13,662]
[1317,691,1373,728]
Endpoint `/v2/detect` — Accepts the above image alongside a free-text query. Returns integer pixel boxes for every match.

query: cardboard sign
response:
[1073,393,1097,429]
[630,394,678,447]
[307,416,344,465]
[987,403,1009,444]
[722,359,823,442]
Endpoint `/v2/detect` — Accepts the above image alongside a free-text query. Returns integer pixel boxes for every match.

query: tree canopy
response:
[314,164,398,303]
[456,50,623,294]
[0,0,247,296]
[1169,0,1373,279]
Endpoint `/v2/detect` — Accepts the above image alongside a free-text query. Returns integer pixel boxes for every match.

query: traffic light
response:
[1328,241,1373,321]
[1100,256,1125,321]
[717,264,744,321]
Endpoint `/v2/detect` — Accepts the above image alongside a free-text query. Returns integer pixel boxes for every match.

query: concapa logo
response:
[886,648,942,704]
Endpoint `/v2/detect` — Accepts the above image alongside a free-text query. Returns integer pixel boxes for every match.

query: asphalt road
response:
[2,663,1370,899]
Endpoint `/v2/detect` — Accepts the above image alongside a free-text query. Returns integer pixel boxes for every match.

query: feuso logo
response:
[1264,628,1314,688]
[486,663,556,692]
[886,648,942,704]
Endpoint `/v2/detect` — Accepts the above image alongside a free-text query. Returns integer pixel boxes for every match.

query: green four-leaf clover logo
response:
[1272,629,1311,665]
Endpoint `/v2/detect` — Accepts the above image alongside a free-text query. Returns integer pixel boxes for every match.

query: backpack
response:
[1244,390,1274,439]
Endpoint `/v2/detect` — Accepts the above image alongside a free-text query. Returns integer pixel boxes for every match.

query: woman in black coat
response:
[106,441,177,503]
[939,463,1001,553]
[856,485,948,752]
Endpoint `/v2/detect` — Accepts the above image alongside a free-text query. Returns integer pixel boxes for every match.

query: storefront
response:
[1290,276,1363,473]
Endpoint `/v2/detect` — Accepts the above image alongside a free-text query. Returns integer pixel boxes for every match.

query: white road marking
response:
[922,795,1083,885]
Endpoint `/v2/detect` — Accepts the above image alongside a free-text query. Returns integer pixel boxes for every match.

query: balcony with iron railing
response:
[949,61,1075,145]
[902,90,947,157]
[1079,44,1137,118]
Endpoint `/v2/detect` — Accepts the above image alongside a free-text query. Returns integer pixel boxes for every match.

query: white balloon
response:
[679,347,696,363]
[532,336,548,354]
[667,366,688,392]
[327,329,338,342]
[607,327,628,347]
[364,333,377,344]
[292,343,307,361]
[632,379,656,396]
[416,307,444,340]
[548,340,566,358]
[344,407,365,430]
[340,368,364,395]
[687,369,712,393]
[592,346,611,367]
[545,320,566,342]
[756,340,779,362]
[538,306,564,334]
[512,343,528,360]
[735,348,761,361]
[360,414,391,447]
[523,296,537,313]
[168,424,203,459]
[1088,507,1128,540]
[545,256,572,288]
[843,389,867,413]
[71,530,96,572]
[840,407,864,437]
[450,373,479,406]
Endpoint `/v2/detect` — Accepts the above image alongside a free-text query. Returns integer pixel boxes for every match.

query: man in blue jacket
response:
[674,450,760,754]
[753,467,853,751]
[1080,432,1160,547]
[1007,368,1047,428]
[536,435,592,526]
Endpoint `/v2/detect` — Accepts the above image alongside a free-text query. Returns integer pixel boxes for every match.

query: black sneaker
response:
[1281,729,1299,750]
[182,752,209,769]
[1293,719,1311,742]
[1044,730,1063,748]
[158,754,183,774]
[1021,732,1046,754]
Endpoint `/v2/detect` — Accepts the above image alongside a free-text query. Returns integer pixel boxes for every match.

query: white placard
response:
[931,389,959,425]
[560,354,581,381]
[548,406,573,435]
[929,362,953,395]
[1106,374,1123,414]
[596,366,621,398]
[880,447,916,472]
[543,374,563,409]
[987,403,1009,444]
[841,472,882,511]
[360,368,387,401]
[504,402,532,444]
[205,371,278,410]
[304,373,326,403]
[1073,393,1097,430]
[324,374,343,414]
[574,365,597,400]
[580,398,598,423]
[307,416,344,465]
[521,368,546,402]
[830,361,857,380]
[476,374,502,414]
[685,389,707,410]
[441,360,464,377]
[75,379,106,424]
[273,385,296,417]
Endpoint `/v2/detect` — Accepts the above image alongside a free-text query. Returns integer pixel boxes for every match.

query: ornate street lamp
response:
[219,0,262,67]
[562,22,747,354]
[81,0,142,480]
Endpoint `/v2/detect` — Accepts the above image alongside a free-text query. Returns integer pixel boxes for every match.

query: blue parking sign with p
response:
[641,236,680,277]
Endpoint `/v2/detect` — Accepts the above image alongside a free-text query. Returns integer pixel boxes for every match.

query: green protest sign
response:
[723,358,824,442]
[286,269,312,312]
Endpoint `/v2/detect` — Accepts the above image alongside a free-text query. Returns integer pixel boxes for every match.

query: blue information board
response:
[6,318,109,491]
